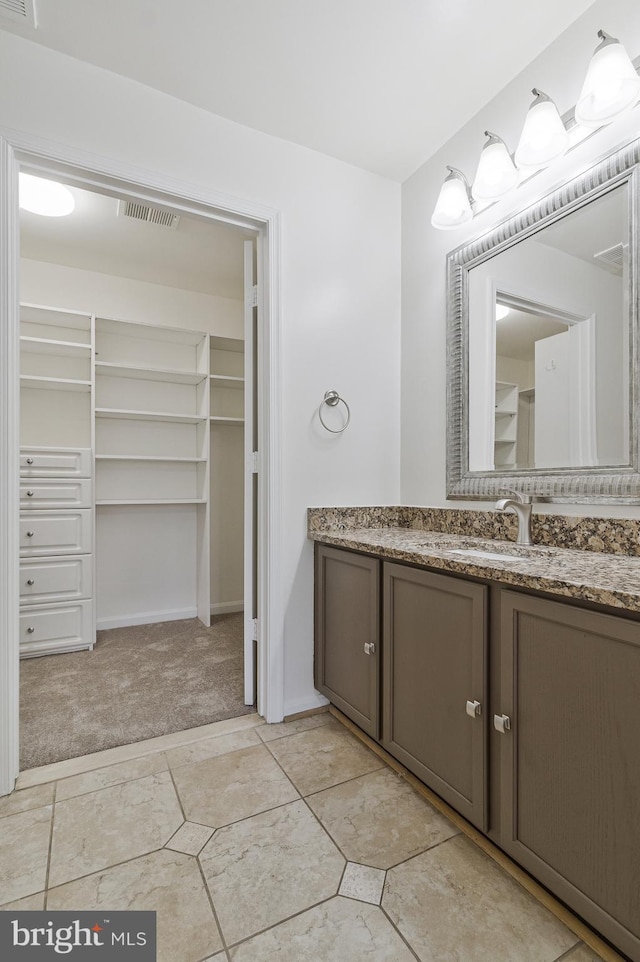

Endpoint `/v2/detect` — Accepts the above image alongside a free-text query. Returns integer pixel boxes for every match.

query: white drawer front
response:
[20,479,92,510]
[20,556,92,605]
[19,601,93,657]
[20,511,93,557]
[20,448,91,478]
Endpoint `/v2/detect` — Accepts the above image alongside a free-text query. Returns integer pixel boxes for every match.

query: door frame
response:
[0,128,285,795]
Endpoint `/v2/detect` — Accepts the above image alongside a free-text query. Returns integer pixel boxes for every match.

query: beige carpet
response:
[20,613,252,770]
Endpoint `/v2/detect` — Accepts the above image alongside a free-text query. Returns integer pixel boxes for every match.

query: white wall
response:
[1,30,401,716]
[401,0,640,518]
[21,259,244,335]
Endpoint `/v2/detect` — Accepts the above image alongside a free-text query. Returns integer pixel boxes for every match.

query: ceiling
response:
[2,0,596,181]
[20,180,254,298]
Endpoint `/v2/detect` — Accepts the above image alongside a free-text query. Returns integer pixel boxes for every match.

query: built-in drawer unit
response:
[19,601,94,658]
[20,479,92,510]
[19,510,93,557]
[20,447,91,478]
[20,556,92,606]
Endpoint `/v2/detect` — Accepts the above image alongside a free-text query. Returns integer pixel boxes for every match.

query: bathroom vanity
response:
[312,519,640,962]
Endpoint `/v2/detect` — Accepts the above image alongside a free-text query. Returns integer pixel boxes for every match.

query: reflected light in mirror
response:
[19,173,75,217]
[496,304,510,320]
[575,30,640,128]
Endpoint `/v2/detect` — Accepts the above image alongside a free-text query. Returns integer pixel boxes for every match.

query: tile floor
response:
[0,711,609,962]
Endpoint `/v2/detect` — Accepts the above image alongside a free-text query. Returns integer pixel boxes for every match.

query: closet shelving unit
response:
[494,380,519,469]
[19,304,95,657]
[210,336,245,424]
[94,318,210,505]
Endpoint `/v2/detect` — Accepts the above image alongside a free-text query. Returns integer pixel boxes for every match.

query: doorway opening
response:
[17,171,259,770]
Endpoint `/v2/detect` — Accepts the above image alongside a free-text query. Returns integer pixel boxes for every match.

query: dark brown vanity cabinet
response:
[314,545,487,828]
[498,591,640,961]
[314,542,640,960]
[382,563,487,830]
[314,544,380,738]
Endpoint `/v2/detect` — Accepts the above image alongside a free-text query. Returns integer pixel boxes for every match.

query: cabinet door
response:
[382,563,487,830]
[499,591,640,962]
[315,544,380,738]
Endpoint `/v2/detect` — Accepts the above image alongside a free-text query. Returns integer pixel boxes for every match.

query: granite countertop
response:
[310,526,640,614]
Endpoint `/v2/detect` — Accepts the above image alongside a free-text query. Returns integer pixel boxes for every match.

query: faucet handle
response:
[498,488,531,504]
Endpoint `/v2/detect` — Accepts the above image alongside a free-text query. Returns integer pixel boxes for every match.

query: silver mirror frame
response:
[446,138,640,503]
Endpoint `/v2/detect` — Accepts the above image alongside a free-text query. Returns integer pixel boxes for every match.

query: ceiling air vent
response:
[0,0,36,26]
[117,200,180,230]
[593,243,626,276]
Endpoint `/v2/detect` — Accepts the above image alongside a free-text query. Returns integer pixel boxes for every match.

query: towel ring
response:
[319,390,351,434]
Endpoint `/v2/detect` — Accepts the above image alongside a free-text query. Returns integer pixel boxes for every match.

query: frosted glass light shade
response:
[515,89,569,170]
[471,132,518,202]
[19,174,75,217]
[575,31,640,128]
[431,167,473,230]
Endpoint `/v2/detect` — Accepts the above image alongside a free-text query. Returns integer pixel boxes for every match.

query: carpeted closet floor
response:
[19,613,251,771]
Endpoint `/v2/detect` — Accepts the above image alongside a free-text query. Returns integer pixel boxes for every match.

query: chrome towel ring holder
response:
[319,390,351,434]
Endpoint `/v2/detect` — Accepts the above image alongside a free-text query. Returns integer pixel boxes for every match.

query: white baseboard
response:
[96,607,198,630]
[210,601,244,615]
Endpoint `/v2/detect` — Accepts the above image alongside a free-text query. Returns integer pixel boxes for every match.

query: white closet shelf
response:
[20,376,92,393]
[95,362,207,385]
[95,455,206,463]
[96,498,207,506]
[95,408,207,424]
[210,375,244,390]
[21,337,91,356]
[210,416,244,424]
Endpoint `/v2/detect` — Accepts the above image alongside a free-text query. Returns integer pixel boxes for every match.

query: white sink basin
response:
[446,548,528,563]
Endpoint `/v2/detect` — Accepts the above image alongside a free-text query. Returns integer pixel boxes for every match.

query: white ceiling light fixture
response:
[496,304,510,320]
[515,88,569,170]
[19,174,75,217]
[431,167,473,230]
[471,131,518,202]
[575,30,640,129]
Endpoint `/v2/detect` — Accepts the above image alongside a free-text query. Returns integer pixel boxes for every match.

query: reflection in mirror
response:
[468,185,629,474]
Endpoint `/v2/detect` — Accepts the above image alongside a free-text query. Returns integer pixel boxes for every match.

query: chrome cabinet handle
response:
[364,642,376,655]
[26,626,35,634]
[26,579,35,586]
[26,457,34,465]
[26,531,34,538]
[466,699,482,718]
[494,713,511,733]
[26,490,34,497]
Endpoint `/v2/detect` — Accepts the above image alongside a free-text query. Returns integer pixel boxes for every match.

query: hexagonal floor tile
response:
[383,834,578,962]
[200,799,345,944]
[48,848,223,962]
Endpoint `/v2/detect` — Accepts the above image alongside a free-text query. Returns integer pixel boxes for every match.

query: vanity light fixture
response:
[515,89,569,170]
[431,28,640,230]
[430,166,474,229]
[575,30,640,128]
[471,132,518,202]
[19,173,75,217]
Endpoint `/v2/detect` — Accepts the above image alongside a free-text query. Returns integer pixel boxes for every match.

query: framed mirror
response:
[446,138,640,502]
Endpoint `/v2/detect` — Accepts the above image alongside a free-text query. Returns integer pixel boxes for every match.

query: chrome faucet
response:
[494,490,533,545]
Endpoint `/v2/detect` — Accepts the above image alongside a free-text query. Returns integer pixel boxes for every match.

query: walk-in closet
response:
[17,176,256,769]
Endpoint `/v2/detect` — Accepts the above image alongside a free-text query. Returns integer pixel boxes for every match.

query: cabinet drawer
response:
[20,447,91,478]
[19,601,93,658]
[20,556,92,605]
[20,511,93,557]
[20,479,92,509]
